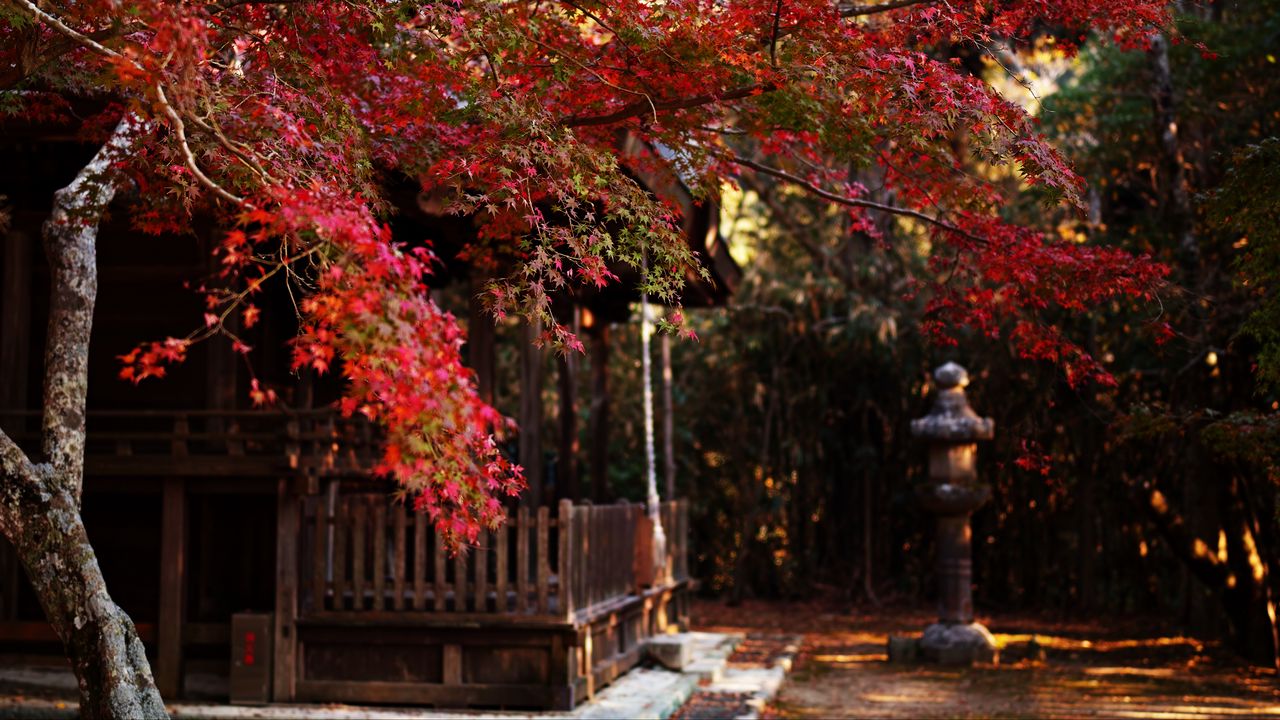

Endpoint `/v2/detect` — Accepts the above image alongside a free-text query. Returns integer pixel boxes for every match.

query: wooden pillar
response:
[660,332,675,500]
[519,319,544,507]
[0,229,31,620]
[469,276,496,406]
[557,306,580,500]
[0,229,31,412]
[587,325,610,502]
[157,478,188,699]
[272,478,300,701]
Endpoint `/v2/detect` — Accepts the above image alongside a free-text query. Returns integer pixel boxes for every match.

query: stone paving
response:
[0,631,795,720]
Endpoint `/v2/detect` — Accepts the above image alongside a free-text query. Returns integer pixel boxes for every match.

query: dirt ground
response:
[690,598,1280,719]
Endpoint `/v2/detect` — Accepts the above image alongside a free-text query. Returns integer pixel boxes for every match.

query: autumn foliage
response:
[3,0,1173,542]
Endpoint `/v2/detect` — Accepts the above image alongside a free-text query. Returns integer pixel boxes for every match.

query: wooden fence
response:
[300,490,690,620]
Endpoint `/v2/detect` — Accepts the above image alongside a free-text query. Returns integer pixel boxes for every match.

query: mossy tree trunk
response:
[0,116,167,719]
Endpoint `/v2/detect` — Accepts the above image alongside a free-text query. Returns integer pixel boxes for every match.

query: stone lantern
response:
[908,361,997,664]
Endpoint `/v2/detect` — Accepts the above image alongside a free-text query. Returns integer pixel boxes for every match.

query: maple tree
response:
[0,0,1176,716]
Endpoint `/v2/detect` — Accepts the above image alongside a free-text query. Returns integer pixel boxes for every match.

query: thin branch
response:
[560,83,771,127]
[731,156,984,243]
[154,84,245,205]
[7,0,129,63]
[838,0,935,17]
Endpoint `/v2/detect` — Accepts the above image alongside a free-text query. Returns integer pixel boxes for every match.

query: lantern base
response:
[918,621,998,665]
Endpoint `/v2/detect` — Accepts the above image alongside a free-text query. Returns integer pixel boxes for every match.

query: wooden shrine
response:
[0,121,737,709]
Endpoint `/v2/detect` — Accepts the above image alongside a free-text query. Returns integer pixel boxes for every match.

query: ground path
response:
[688,599,1280,719]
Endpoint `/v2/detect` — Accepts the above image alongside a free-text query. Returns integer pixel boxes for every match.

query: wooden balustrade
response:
[299,493,691,622]
[0,409,377,477]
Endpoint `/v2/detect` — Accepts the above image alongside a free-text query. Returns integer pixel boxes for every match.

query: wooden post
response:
[434,531,447,611]
[495,522,509,613]
[413,513,427,611]
[372,501,386,610]
[0,231,31,619]
[558,499,574,620]
[516,506,530,613]
[536,506,550,614]
[0,229,31,413]
[393,506,406,611]
[272,477,300,701]
[333,497,348,611]
[557,351,580,501]
[469,275,496,406]
[453,544,468,613]
[311,496,327,613]
[157,478,187,699]
[475,532,488,613]
[557,304,581,500]
[588,325,610,501]
[351,498,366,611]
[519,320,544,507]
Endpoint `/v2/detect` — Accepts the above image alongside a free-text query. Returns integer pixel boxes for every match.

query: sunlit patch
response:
[811,653,886,664]
[1083,666,1177,678]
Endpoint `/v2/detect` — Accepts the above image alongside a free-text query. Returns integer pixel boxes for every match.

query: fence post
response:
[559,499,574,620]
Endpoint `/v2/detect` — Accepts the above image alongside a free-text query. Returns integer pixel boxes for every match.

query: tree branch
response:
[838,0,935,17]
[560,83,770,127]
[6,0,129,63]
[731,155,984,243]
[0,427,38,487]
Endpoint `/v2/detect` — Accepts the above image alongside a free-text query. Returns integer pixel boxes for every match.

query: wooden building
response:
[0,126,739,708]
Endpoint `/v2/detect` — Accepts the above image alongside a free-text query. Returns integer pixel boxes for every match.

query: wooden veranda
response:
[0,408,692,710]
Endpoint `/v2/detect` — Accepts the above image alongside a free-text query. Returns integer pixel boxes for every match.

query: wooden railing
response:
[299,492,692,622]
[568,503,641,613]
[0,409,377,476]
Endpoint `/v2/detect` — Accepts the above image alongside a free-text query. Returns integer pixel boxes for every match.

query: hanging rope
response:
[640,250,668,579]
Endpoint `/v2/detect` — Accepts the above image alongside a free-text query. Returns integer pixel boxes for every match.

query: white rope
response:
[640,252,667,577]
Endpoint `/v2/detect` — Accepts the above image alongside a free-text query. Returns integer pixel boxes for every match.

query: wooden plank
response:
[333,496,348,611]
[516,507,530,613]
[495,522,508,613]
[373,500,387,611]
[272,478,300,701]
[296,610,575,630]
[474,532,488,614]
[559,500,574,619]
[443,644,462,685]
[536,506,550,614]
[454,544,468,613]
[587,326,610,501]
[351,496,367,611]
[157,477,186,699]
[469,274,496,406]
[519,320,545,507]
[434,529,447,612]
[312,496,327,613]
[393,505,407,610]
[0,230,31,448]
[0,620,155,644]
[413,513,427,611]
[295,680,552,708]
[556,305,581,500]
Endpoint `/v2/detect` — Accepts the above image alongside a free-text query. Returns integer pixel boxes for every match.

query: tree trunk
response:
[2,479,167,718]
[0,116,167,718]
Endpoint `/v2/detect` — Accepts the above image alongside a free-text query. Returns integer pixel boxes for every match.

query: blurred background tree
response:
[502,0,1280,667]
